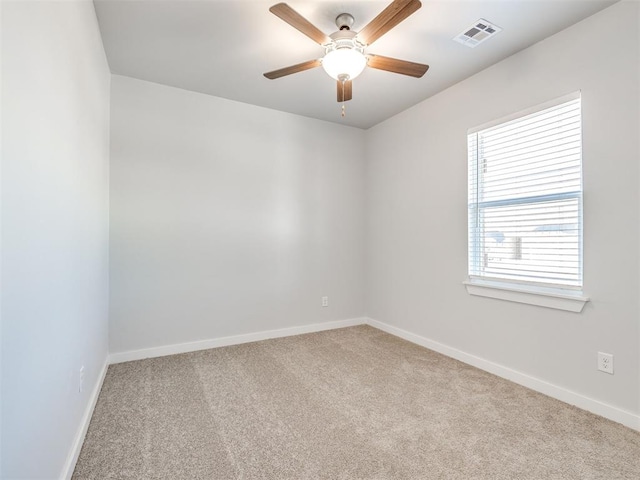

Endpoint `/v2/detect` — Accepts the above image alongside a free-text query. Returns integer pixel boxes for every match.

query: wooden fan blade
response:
[367,54,429,78]
[337,80,353,102]
[264,59,321,79]
[357,0,421,46]
[270,3,331,45]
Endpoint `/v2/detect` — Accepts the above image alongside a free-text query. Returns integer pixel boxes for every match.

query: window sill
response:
[463,279,589,313]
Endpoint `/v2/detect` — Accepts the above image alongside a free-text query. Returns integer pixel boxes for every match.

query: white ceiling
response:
[94,0,617,129]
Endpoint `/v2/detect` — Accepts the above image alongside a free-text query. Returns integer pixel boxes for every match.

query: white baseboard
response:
[61,359,109,480]
[109,317,367,364]
[365,317,640,431]
[105,316,638,431]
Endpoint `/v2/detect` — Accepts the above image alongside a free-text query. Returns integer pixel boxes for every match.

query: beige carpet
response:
[73,325,640,479]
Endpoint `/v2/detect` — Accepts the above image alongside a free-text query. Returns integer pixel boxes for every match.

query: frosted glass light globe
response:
[322,48,367,81]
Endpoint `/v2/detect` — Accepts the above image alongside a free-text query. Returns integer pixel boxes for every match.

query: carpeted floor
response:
[73,325,640,479]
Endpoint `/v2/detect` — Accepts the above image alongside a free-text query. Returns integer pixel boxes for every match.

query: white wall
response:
[1,1,110,478]
[365,0,640,417]
[109,75,365,354]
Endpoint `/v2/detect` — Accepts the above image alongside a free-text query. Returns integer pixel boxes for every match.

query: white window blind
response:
[468,94,583,289]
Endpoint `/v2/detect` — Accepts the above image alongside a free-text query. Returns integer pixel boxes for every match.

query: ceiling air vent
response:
[454,19,502,48]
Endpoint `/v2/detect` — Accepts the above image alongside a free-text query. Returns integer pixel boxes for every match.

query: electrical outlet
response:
[321,296,328,307]
[597,352,614,374]
[79,365,85,393]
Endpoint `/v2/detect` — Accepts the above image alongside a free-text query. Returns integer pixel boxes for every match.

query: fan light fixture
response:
[322,44,367,81]
[321,26,367,81]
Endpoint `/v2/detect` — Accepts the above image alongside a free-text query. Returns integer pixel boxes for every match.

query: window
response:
[467,93,586,310]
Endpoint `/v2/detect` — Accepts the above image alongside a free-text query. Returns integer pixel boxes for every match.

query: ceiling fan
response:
[263,0,429,112]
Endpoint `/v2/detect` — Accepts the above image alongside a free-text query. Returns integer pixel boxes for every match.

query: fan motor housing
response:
[327,29,365,53]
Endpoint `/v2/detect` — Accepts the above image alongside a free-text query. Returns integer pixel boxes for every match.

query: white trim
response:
[463,279,589,312]
[365,317,640,431]
[108,317,367,364]
[61,359,109,480]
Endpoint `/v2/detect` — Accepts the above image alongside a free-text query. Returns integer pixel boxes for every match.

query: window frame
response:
[465,92,589,312]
